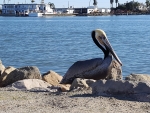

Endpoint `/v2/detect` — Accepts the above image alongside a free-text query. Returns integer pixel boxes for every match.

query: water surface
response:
[0,15,150,76]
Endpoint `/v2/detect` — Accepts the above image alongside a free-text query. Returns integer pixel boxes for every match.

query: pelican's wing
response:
[60,58,103,84]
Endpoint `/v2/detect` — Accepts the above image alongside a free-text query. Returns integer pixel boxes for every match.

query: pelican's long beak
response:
[95,29,122,66]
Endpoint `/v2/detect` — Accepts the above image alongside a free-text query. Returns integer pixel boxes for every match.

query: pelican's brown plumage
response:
[60,29,122,84]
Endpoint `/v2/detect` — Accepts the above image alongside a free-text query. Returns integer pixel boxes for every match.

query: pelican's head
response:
[91,29,122,66]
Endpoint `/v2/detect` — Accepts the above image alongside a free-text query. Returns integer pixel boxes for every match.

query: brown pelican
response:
[60,29,122,84]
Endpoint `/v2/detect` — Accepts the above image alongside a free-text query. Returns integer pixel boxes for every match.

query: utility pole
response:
[3,0,5,4]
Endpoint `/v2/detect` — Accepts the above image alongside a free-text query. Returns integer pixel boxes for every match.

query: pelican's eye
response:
[99,36,105,40]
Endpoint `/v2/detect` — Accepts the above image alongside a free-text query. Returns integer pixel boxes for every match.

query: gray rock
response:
[42,70,63,86]
[0,60,5,76]
[70,78,96,90]
[92,80,137,95]
[125,73,150,82]
[134,81,150,94]
[132,93,150,102]
[92,79,150,96]
[0,66,41,87]
[7,79,57,92]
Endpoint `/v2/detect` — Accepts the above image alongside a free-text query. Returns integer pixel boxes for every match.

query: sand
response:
[0,87,150,113]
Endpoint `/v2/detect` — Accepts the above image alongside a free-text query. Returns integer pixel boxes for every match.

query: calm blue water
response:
[0,15,150,77]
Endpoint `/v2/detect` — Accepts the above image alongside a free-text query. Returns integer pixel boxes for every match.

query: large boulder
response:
[42,70,71,92]
[42,70,62,86]
[0,66,41,87]
[70,78,96,90]
[0,60,5,76]
[8,79,57,92]
[106,60,122,80]
[92,79,150,95]
[92,80,136,95]
[125,73,150,82]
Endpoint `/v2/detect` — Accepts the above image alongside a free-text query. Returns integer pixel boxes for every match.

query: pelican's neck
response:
[104,48,110,59]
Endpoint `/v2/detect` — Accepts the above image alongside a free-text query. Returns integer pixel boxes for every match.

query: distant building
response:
[74,8,87,14]
[137,3,147,11]
[87,6,110,13]
[66,8,74,14]
[1,3,110,16]
[87,6,96,13]
[2,3,54,16]
[99,8,111,13]
[55,7,74,14]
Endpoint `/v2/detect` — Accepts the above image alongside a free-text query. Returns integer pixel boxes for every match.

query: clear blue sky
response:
[0,0,146,8]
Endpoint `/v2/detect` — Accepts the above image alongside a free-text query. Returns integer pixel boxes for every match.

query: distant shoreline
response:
[0,12,150,17]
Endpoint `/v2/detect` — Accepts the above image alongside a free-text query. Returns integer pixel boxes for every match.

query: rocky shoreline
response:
[0,60,150,112]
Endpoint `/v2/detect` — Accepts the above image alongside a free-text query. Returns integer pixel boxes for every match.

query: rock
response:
[92,79,150,96]
[8,79,57,92]
[42,70,63,86]
[132,93,150,102]
[134,81,150,94]
[92,80,137,95]
[70,78,96,90]
[0,60,5,76]
[42,70,71,92]
[0,66,41,87]
[59,84,71,92]
[125,73,150,82]
[106,60,122,80]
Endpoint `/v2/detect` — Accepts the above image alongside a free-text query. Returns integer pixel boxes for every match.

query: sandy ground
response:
[0,87,150,113]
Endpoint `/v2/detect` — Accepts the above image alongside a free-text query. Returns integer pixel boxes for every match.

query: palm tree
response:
[115,0,118,7]
[48,2,55,9]
[110,0,114,8]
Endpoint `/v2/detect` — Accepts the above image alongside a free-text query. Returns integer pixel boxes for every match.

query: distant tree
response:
[126,2,134,10]
[116,4,126,10]
[126,1,140,11]
[48,2,55,9]
[115,1,140,11]
[110,0,114,8]
[115,0,118,7]
[146,0,150,7]
[31,0,35,3]
[133,2,140,9]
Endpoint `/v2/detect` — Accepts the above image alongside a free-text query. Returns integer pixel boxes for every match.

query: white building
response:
[87,6,110,13]
[55,7,74,14]
[66,8,74,14]
[87,6,98,13]
[99,8,111,13]
[2,3,54,16]
[137,3,147,11]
